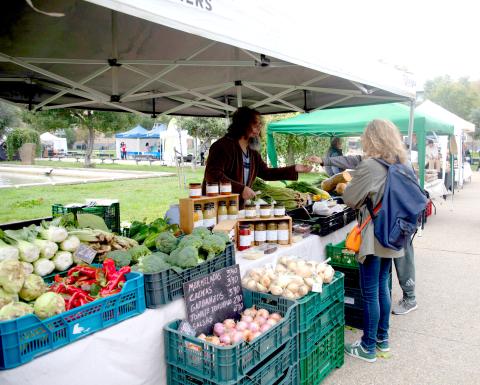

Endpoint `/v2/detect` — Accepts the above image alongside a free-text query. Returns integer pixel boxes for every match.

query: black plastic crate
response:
[0,217,52,231]
[288,202,356,237]
[52,202,120,234]
[331,265,360,289]
[144,242,235,307]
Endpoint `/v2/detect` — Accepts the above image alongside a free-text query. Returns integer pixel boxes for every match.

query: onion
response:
[266,318,277,326]
[248,322,260,333]
[260,323,271,333]
[243,307,257,318]
[219,334,232,345]
[223,319,236,329]
[242,329,251,340]
[269,313,282,321]
[254,316,267,326]
[256,308,269,319]
[250,331,262,341]
[206,336,221,345]
[213,323,225,336]
[236,321,248,331]
[231,331,244,344]
[241,315,253,323]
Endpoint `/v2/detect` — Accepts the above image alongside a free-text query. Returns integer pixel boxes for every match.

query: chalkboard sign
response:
[183,264,244,335]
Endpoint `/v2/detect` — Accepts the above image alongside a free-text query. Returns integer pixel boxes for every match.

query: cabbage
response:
[60,235,80,252]
[0,287,18,309]
[39,226,68,243]
[19,274,46,301]
[33,239,58,259]
[0,259,25,294]
[33,258,55,277]
[0,301,33,321]
[34,292,65,319]
[52,251,73,271]
[0,238,19,262]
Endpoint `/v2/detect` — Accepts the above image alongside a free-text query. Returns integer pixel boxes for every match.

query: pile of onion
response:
[196,306,282,346]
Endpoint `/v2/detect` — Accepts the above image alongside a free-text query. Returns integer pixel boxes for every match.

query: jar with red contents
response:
[238,224,251,251]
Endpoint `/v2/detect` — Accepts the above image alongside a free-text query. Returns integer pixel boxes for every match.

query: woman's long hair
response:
[361,119,407,164]
[227,107,261,140]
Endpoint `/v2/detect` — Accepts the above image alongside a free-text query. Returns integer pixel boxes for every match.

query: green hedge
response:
[6,128,41,160]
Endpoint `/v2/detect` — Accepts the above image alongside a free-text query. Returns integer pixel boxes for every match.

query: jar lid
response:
[219,201,227,206]
[189,182,201,186]
[260,204,271,208]
[229,200,237,204]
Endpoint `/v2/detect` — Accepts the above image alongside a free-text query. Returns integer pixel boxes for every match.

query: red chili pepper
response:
[102,259,117,280]
[68,266,98,278]
[54,274,63,283]
[66,291,80,311]
[100,266,130,297]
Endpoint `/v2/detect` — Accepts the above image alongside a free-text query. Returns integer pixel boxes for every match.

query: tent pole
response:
[235,80,243,107]
[407,99,415,154]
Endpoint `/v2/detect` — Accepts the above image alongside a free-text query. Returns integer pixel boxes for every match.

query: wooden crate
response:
[179,194,240,234]
[236,216,293,249]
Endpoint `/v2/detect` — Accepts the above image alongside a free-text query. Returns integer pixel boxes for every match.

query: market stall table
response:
[0,223,354,385]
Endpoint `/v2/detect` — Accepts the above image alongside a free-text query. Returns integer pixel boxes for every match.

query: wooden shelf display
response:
[236,216,293,249]
[179,194,240,234]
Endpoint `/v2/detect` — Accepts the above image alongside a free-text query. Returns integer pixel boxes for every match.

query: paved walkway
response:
[324,172,480,385]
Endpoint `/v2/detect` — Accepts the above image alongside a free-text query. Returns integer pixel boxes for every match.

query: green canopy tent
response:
[267,103,454,187]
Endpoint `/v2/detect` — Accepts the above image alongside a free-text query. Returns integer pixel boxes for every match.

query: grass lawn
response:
[0,161,324,224]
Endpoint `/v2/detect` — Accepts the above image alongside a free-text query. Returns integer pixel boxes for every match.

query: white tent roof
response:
[0,0,415,117]
[40,132,60,141]
[417,100,475,134]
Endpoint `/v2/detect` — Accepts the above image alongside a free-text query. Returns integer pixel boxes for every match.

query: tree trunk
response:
[84,126,95,168]
[287,135,295,165]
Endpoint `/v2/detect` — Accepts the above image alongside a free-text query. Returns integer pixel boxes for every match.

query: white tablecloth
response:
[0,224,354,385]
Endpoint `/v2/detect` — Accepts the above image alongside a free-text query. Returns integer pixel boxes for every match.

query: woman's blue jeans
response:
[359,255,392,353]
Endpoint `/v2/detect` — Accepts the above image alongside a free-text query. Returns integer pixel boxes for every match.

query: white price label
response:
[311,282,323,293]
[74,244,97,264]
[344,297,355,305]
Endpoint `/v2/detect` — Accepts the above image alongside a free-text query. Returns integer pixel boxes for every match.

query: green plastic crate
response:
[164,289,297,384]
[326,240,358,268]
[52,203,120,234]
[299,325,344,385]
[295,271,344,332]
[298,300,344,359]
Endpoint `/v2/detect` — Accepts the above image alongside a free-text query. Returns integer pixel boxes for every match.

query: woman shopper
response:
[324,137,343,176]
[340,119,406,362]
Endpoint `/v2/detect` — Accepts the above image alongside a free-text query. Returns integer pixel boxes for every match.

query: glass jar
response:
[245,204,257,219]
[203,203,216,227]
[189,183,202,198]
[266,222,278,243]
[274,204,285,217]
[249,223,255,246]
[217,201,228,222]
[206,183,219,197]
[227,200,238,220]
[254,222,267,245]
[277,221,289,245]
[220,181,232,195]
[193,204,204,228]
[260,204,272,218]
[238,224,251,251]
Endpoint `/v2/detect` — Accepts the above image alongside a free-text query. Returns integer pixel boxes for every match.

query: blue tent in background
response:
[115,125,148,138]
[145,123,167,138]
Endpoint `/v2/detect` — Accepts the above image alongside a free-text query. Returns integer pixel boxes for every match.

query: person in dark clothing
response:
[203,107,312,208]
[324,137,344,176]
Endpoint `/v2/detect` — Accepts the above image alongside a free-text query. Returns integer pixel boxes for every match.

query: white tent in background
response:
[417,100,476,186]
[40,132,68,154]
[160,119,190,165]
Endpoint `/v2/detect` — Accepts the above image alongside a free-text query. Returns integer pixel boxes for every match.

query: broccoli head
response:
[191,227,211,239]
[128,245,151,263]
[199,234,227,260]
[106,250,132,268]
[212,231,230,244]
[178,234,203,250]
[155,231,179,254]
[135,252,171,273]
[166,246,199,269]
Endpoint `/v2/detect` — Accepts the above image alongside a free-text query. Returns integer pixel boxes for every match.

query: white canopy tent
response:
[0,0,415,118]
[39,132,68,153]
[161,118,190,165]
[417,100,475,187]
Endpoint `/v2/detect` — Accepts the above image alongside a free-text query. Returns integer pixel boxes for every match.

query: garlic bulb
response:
[270,285,283,296]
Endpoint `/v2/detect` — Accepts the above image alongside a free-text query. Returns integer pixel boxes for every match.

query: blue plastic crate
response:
[295,271,344,332]
[167,338,298,385]
[0,271,146,369]
[164,289,297,384]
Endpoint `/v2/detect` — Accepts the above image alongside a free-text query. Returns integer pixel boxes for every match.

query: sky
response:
[308,0,480,88]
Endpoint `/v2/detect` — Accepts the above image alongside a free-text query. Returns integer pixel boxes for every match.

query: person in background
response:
[426,139,439,169]
[121,142,127,160]
[308,152,418,316]
[311,119,407,363]
[203,107,312,208]
[324,137,343,176]
[145,142,150,153]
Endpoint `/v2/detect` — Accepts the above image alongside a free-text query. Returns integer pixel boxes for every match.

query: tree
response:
[470,108,480,140]
[23,109,139,167]
[424,76,480,120]
[0,101,22,138]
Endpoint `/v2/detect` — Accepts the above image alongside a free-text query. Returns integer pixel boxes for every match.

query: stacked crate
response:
[297,272,345,385]
[164,272,346,385]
